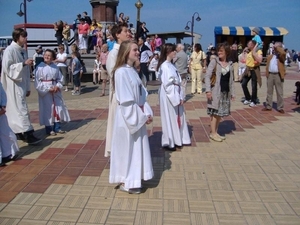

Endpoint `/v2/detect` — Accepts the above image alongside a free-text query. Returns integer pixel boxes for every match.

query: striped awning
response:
[214,26,288,36]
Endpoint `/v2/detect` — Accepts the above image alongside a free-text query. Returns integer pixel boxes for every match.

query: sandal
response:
[100,93,105,97]
[119,184,142,194]
[217,134,226,140]
[209,134,222,142]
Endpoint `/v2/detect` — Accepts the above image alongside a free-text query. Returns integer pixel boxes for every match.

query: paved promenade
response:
[0,64,300,225]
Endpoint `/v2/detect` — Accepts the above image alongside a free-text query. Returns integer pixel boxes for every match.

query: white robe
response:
[104,43,119,157]
[34,62,70,126]
[109,65,154,189]
[0,82,19,163]
[158,61,191,148]
[1,41,33,133]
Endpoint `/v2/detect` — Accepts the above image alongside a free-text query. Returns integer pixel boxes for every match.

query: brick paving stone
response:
[0,65,300,223]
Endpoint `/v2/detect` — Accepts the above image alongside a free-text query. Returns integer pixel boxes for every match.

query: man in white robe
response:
[104,23,130,157]
[1,28,41,144]
[158,61,191,149]
[0,82,19,165]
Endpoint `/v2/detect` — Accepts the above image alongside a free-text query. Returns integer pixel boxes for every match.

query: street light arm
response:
[17,3,25,17]
[184,11,201,47]
[192,12,201,21]
[192,12,200,17]
[185,21,192,30]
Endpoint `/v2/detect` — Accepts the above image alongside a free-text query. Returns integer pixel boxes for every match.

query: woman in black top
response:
[54,20,63,45]
[205,42,235,142]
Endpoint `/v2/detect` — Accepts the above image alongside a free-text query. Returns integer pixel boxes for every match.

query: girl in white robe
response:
[0,82,19,165]
[109,40,154,194]
[34,49,70,135]
[157,43,191,150]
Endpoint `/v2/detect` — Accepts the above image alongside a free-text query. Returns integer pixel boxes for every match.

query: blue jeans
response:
[63,39,69,54]
[45,122,61,134]
[73,73,80,88]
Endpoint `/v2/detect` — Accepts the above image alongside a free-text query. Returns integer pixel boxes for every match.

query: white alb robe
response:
[1,41,33,133]
[34,62,70,126]
[158,61,191,148]
[0,82,19,162]
[104,43,119,157]
[109,65,154,189]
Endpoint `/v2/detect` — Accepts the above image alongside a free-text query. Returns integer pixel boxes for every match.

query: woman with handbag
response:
[205,42,235,142]
[189,43,206,94]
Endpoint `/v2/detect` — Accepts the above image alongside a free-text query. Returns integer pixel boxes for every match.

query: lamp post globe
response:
[135,0,143,41]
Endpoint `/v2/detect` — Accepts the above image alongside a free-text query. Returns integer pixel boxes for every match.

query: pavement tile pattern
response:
[0,65,300,224]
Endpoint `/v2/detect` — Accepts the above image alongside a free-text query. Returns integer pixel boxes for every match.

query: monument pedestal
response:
[90,0,119,25]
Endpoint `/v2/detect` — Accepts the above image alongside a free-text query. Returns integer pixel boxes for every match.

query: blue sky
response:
[0,0,299,50]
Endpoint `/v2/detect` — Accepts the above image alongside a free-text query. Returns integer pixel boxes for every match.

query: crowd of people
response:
[0,14,298,196]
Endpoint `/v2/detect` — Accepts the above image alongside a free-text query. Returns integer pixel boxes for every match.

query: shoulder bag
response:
[202,58,217,87]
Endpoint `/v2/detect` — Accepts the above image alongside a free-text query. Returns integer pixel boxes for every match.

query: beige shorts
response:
[100,66,108,80]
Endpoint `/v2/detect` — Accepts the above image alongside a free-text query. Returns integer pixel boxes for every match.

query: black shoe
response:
[24,133,42,145]
[163,146,176,151]
[2,155,12,164]
[15,133,25,141]
[1,154,18,164]
[93,82,96,85]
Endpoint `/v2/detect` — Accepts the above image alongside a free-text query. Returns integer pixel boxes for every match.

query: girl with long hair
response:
[109,40,154,194]
[157,43,191,150]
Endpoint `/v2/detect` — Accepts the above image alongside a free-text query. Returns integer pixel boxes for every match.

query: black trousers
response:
[241,70,257,103]
[140,63,150,82]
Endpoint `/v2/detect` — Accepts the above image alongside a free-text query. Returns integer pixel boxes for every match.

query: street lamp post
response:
[135,0,143,41]
[16,0,33,30]
[17,0,33,50]
[185,12,201,47]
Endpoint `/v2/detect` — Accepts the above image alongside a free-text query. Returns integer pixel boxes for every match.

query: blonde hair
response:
[111,40,137,91]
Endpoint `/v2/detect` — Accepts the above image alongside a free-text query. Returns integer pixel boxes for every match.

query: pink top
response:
[155,37,162,47]
[78,23,90,35]
[100,51,109,65]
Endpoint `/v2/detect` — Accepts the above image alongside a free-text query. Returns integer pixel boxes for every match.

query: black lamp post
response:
[135,0,143,41]
[16,0,33,29]
[185,12,201,47]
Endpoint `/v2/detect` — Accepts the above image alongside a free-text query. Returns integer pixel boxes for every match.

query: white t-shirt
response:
[140,50,153,63]
[56,53,67,67]
[148,58,158,71]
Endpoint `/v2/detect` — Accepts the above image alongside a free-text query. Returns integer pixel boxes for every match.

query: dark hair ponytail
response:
[156,43,175,72]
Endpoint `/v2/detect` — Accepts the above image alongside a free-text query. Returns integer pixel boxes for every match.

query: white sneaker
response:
[243,100,251,105]
[249,102,256,107]
[72,91,80,96]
